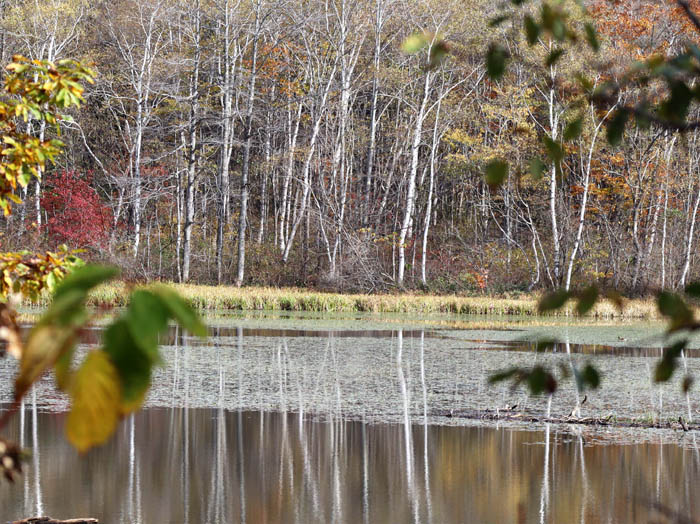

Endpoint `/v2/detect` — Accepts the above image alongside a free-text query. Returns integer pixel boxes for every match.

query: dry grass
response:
[49,282,664,319]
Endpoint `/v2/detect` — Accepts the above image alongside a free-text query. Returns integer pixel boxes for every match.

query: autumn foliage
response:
[41,171,112,249]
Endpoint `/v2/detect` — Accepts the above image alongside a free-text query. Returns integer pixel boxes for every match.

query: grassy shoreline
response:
[58,282,664,319]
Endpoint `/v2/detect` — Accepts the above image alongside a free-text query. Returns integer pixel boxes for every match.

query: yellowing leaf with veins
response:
[66,351,121,453]
[15,325,75,400]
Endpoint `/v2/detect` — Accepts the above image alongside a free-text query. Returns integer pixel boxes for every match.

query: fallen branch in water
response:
[433,407,700,431]
[11,518,98,524]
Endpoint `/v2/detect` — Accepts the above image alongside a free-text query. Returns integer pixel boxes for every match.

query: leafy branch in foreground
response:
[482,0,700,186]
[490,283,700,397]
[0,245,84,303]
[481,0,700,399]
[0,55,95,215]
[2,265,207,455]
[0,55,206,481]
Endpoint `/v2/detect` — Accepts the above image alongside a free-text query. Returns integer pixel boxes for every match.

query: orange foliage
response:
[589,0,699,60]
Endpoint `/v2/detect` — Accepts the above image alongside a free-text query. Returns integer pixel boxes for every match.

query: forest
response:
[1,0,699,295]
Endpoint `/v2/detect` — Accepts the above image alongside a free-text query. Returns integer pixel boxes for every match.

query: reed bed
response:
[61,282,663,319]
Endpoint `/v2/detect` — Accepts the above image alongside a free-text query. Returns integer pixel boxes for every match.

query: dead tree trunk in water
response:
[12,519,98,524]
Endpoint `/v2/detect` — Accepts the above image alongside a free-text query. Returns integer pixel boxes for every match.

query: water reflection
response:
[2,321,700,523]
[3,327,699,433]
[34,323,700,356]
[0,408,699,523]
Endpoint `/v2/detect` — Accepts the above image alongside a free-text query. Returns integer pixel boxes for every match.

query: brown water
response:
[0,408,699,524]
[1,315,700,523]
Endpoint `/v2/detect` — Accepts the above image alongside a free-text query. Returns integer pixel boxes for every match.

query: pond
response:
[0,312,699,523]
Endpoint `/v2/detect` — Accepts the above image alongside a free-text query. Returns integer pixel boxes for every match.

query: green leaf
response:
[545,48,565,67]
[661,81,693,122]
[685,281,700,298]
[486,43,508,80]
[657,291,694,330]
[54,265,119,301]
[401,33,429,54]
[576,285,599,315]
[66,350,121,452]
[654,341,687,382]
[126,290,169,361]
[563,116,584,141]
[485,159,509,187]
[529,158,547,180]
[551,17,566,41]
[527,366,557,395]
[428,41,449,69]
[151,286,207,337]
[655,358,675,383]
[575,73,593,92]
[634,101,651,130]
[45,271,57,293]
[488,367,520,384]
[103,319,153,408]
[584,22,599,52]
[657,291,686,316]
[534,339,557,352]
[580,364,600,389]
[666,340,687,360]
[524,16,540,45]
[489,15,510,27]
[54,344,75,392]
[604,289,625,311]
[40,288,88,327]
[538,289,571,313]
[543,136,564,163]
[606,110,628,146]
[682,375,694,393]
[17,172,32,187]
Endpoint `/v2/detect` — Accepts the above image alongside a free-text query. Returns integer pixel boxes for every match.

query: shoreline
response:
[72,282,663,319]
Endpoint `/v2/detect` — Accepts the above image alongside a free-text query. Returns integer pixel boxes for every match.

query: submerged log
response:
[11,518,98,524]
[431,407,700,431]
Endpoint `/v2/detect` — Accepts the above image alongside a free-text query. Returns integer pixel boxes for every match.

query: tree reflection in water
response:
[1,405,700,522]
[0,327,699,523]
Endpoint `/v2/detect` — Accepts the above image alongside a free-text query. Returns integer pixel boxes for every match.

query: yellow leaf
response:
[15,325,75,400]
[66,351,121,453]
[0,304,22,359]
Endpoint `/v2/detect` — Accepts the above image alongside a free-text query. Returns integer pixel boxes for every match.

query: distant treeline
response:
[1,0,698,294]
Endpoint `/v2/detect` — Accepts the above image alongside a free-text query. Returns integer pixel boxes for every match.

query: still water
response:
[0,314,699,523]
[1,410,700,523]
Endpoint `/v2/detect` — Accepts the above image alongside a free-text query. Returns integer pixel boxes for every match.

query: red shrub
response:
[41,171,112,249]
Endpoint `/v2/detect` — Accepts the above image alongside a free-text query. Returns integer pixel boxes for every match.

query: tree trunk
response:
[182,3,201,282]
[281,59,337,264]
[679,171,700,288]
[236,12,260,287]
[216,5,238,284]
[565,104,613,290]
[421,96,441,285]
[546,80,561,286]
[398,70,432,285]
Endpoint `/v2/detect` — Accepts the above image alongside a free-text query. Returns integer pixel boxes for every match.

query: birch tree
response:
[101,0,171,258]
